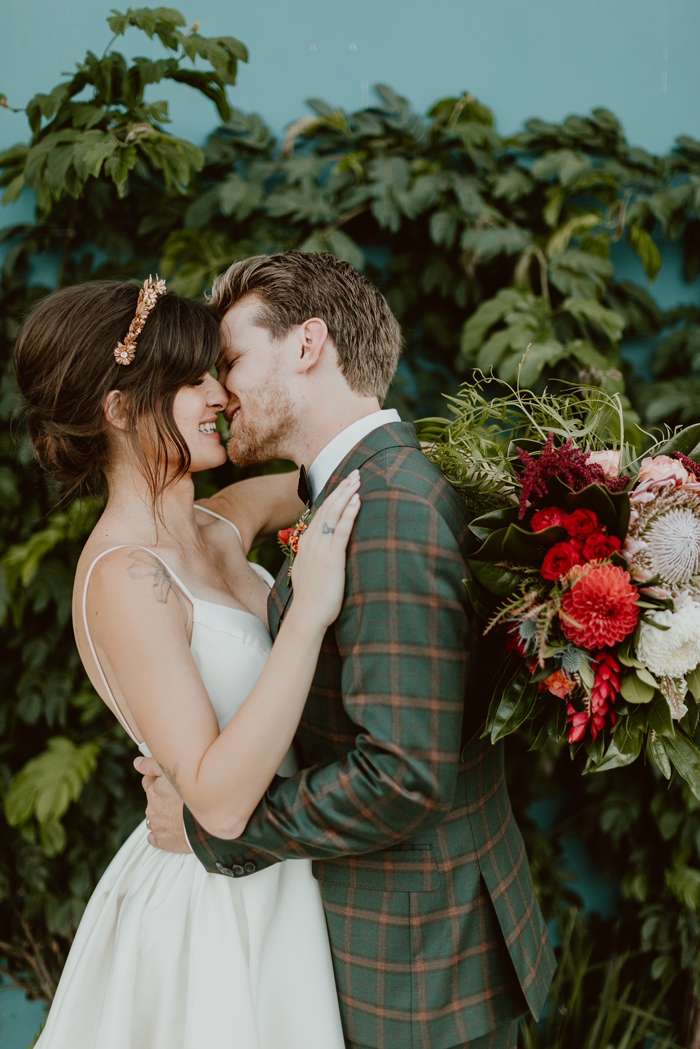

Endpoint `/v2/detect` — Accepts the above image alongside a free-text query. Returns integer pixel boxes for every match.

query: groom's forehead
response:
[220,297,268,347]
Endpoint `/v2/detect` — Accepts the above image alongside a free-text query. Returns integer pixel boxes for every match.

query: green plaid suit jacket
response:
[185,422,555,1049]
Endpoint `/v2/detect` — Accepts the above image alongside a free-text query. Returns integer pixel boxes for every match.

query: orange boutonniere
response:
[278,506,315,580]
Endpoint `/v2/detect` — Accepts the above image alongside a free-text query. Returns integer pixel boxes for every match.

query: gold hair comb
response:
[114,275,167,366]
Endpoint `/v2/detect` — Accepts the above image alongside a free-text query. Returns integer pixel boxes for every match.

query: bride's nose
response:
[207,376,228,411]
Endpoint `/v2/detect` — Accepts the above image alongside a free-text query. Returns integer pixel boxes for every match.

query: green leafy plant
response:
[1,9,700,1045]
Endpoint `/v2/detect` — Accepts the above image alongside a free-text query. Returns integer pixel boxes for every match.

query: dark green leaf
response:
[664,734,700,802]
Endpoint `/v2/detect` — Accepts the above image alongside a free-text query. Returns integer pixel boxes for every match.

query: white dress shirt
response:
[307,409,401,502]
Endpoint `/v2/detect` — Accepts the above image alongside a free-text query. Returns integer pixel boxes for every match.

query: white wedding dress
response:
[36,508,345,1049]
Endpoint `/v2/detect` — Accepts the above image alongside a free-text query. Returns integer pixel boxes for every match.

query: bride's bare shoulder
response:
[75,543,188,629]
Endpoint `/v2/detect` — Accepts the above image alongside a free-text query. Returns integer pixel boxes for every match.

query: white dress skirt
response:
[36,531,345,1049]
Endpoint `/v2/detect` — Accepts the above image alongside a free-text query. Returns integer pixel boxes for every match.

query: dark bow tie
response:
[298,464,312,507]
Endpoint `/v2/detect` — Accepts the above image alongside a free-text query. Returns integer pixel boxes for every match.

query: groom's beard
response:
[226,377,297,466]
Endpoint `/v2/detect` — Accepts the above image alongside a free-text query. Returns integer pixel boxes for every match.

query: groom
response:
[137,251,555,1049]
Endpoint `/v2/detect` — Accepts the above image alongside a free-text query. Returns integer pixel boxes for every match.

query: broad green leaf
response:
[648,734,672,779]
[590,729,643,773]
[502,339,568,387]
[2,173,24,204]
[468,506,519,541]
[467,558,521,597]
[492,167,533,202]
[548,250,613,300]
[5,737,101,855]
[636,667,660,688]
[502,522,568,565]
[546,213,602,258]
[648,696,676,738]
[628,225,662,281]
[490,664,540,742]
[653,423,700,459]
[663,734,700,802]
[301,229,365,271]
[460,288,528,359]
[564,484,619,535]
[686,665,700,701]
[620,673,655,704]
[460,225,531,260]
[562,297,625,342]
[666,864,700,911]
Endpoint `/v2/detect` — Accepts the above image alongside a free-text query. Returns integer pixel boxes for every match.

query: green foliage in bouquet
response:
[1,6,700,1043]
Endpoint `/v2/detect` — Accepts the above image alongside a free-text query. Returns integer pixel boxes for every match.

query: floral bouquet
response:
[424,378,700,795]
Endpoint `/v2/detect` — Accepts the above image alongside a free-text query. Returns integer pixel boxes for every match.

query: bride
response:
[13,276,358,1049]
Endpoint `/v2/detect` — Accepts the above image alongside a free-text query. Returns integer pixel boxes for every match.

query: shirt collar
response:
[307,409,401,501]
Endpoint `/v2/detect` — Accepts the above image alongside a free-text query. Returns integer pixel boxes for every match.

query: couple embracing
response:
[15,251,555,1049]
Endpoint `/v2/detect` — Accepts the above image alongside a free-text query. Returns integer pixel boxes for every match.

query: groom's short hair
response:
[210,251,402,402]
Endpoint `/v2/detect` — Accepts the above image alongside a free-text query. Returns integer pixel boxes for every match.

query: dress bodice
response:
[81,509,298,776]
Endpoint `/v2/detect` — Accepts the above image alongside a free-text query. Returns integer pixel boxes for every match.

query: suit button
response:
[215,862,235,877]
[232,864,245,876]
[244,862,256,873]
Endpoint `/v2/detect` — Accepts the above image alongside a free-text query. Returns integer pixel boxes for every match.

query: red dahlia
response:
[559,563,638,649]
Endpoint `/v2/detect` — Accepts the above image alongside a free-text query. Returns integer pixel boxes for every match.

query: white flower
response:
[636,599,700,680]
[647,508,700,584]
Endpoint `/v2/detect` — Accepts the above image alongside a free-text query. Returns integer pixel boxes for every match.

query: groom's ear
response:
[296,317,329,373]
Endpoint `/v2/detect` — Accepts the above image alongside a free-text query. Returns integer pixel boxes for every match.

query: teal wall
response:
[1,2,699,1046]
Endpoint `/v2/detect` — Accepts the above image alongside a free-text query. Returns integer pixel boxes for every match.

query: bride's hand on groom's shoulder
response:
[289,471,361,633]
[134,756,192,854]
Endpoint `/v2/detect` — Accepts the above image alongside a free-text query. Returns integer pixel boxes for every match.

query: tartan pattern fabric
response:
[185,423,555,1049]
[346,1015,519,1049]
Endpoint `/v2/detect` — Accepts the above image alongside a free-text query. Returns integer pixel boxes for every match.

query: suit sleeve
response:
[184,483,470,874]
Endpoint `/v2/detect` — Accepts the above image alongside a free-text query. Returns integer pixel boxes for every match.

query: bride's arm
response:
[196,470,303,554]
[89,473,360,838]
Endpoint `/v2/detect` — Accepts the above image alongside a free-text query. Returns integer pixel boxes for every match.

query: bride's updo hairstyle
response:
[14,280,221,503]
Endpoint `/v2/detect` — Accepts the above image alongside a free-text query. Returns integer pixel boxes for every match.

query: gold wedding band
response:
[146,818,151,829]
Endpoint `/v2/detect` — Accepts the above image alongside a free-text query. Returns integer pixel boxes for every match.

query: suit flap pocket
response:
[313,846,440,892]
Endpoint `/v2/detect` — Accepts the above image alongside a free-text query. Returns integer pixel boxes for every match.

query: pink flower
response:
[630,490,656,505]
[586,450,621,479]
[636,455,693,489]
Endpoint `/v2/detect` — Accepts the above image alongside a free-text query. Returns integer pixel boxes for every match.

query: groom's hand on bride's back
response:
[134,756,192,853]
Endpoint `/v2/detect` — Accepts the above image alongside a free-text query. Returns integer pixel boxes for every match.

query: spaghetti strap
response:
[195,503,243,545]
[81,545,197,745]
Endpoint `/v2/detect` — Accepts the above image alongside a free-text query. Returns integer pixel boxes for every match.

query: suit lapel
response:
[268,422,420,635]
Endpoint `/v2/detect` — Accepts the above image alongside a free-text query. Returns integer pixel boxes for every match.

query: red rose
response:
[582,533,621,561]
[531,506,568,532]
[278,528,294,547]
[541,542,582,580]
[564,508,600,539]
